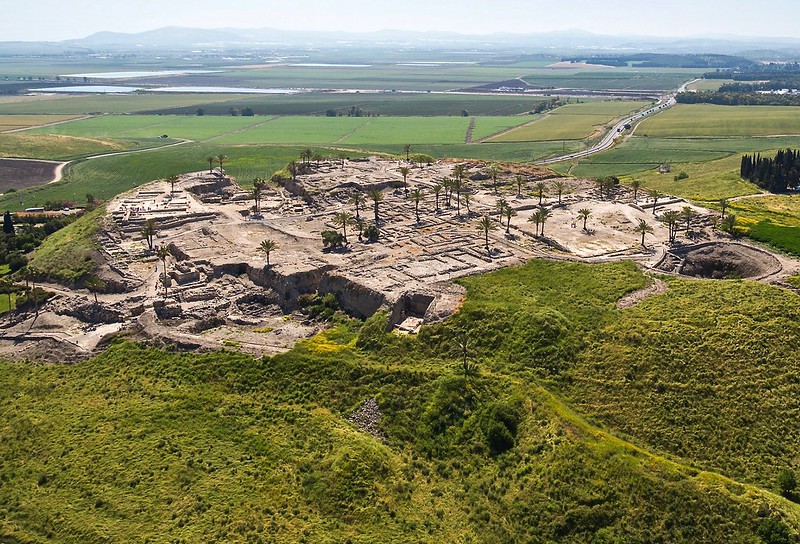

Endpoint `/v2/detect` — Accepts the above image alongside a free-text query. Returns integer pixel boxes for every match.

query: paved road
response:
[536,79,698,166]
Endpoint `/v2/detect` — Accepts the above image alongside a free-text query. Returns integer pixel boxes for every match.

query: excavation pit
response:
[678,243,781,280]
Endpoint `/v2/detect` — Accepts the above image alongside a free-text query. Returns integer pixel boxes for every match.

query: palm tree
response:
[452,164,467,183]
[554,180,566,205]
[85,276,105,304]
[515,175,524,197]
[649,189,662,215]
[411,188,423,223]
[0,278,13,311]
[505,206,517,234]
[300,148,313,164]
[719,198,729,219]
[452,177,463,217]
[538,207,553,237]
[528,209,542,236]
[252,178,266,216]
[535,182,546,205]
[722,214,737,234]
[487,164,501,193]
[630,179,642,201]
[333,212,354,243]
[206,156,216,174]
[166,174,180,195]
[578,208,591,231]
[287,161,299,180]
[157,246,170,295]
[496,198,508,223]
[259,239,277,267]
[349,192,366,221]
[368,190,384,224]
[443,178,453,207]
[461,192,473,216]
[399,166,410,193]
[432,183,442,211]
[478,215,495,254]
[403,144,412,162]
[141,219,157,251]
[661,210,681,243]
[635,219,654,247]
[681,206,696,234]
[216,154,228,174]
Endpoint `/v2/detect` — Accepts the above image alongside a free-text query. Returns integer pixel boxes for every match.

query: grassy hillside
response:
[26,206,103,283]
[2,260,800,542]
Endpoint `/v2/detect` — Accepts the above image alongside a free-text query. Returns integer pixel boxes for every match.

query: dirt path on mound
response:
[616,278,668,309]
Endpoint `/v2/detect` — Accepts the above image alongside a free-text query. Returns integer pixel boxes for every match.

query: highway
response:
[535,79,698,166]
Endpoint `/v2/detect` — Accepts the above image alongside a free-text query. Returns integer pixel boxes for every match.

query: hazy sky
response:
[5,0,800,41]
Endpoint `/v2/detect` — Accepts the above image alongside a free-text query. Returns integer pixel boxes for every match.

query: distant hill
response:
[3,27,800,57]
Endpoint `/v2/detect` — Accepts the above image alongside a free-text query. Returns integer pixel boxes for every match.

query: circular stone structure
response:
[678,243,781,280]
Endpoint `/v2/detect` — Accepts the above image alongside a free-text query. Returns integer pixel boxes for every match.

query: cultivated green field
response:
[29,114,269,141]
[0,93,258,115]
[490,101,650,142]
[28,114,530,148]
[517,68,699,91]
[686,78,733,91]
[638,104,800,137]
[143,92,549,117]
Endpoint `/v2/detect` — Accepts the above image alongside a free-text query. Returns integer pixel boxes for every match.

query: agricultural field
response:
[518,67,699,91]
[26,114,531,148]
[28,114,269,141]
[686,78,734,91]
[637,104,800,137]
[0,113,80,131]
[489,100,650,142]
[142,92,550,117]
[0,133,138,160]
[0,93,262,115]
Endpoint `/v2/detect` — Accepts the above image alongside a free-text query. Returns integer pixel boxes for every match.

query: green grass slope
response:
[2,260,800,542]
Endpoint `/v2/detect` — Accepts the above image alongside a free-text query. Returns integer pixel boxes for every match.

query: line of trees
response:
[740,149,800,193]
[676,91,800,106]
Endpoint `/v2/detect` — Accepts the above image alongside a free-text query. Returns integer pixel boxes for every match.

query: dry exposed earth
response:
[2,156,798,361]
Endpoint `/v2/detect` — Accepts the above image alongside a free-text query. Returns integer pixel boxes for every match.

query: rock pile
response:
[347,397,385,441]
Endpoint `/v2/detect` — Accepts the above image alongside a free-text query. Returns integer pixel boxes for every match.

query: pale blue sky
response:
[4,0,800,41]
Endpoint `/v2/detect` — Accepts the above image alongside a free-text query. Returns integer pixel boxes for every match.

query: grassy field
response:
[0,93,259,115]
[0,133,140,160]
[518,68,698,91]
[143,92,549,117]
[565,276,800,489]
[0,114,81,131]
[553,135,800,178]
[2,259,799,542]
[638,104,800,137]
[30,115,269,141]
[27,207,103,283]
[686,79,733,91]
[489,101,650,142]
[629,154,761,201]
[35,115,530,148]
